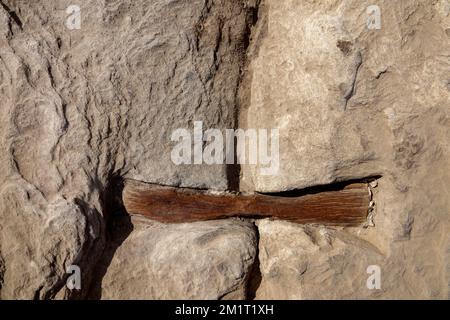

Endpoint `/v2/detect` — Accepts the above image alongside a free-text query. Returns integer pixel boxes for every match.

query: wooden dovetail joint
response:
[122,180,371,226]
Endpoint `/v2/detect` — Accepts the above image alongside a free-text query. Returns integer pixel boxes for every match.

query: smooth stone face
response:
[100,218,257,300]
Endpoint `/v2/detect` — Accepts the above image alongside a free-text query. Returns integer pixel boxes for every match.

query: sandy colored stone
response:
[256,220,384,299]
[0,0,257,299]
[243,0,450,299]
[100,218,257,300]
[0,0,449,300]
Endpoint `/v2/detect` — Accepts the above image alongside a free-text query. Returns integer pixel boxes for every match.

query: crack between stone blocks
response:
[246,220,262,300]
[230,0,264,192]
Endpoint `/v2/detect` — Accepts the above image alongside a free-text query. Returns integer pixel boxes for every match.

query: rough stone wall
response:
[0,0,258,299]
[243,0,450,299]
[0,0,449,300]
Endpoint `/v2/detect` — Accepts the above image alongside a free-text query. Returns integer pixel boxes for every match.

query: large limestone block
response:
[245,0,450,299]
[255,220,384,299]
[256,216,450,299]
[0,0,257,299]
[101,218,257,300]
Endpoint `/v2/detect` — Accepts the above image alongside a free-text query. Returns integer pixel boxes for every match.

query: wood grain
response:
[122,180,370,226]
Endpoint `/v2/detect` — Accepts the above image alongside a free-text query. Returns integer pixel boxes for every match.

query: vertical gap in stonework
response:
[246,221,262,300]
[237,1,264,299]
[227,0,261,192]
[85,175,133,299]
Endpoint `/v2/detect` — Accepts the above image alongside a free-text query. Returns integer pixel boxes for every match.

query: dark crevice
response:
[241,1,261,51]
[226,163,240,192]
[33,285,44,300]
[0,1,23,30]
[343,51,363,110]
[246,221,261,300]
[85,174,133,299]
[0,253,4,297]
[259,176,381,198]
[126,178,240,194]
[375,68,388,79]
[228,0,262,192]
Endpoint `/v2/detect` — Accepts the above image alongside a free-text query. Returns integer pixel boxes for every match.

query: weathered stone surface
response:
[0,0,257,299]
[256,214,448,299]
[243,0,450,299]
[242,0,450,192]
[0,0,449,300]
[100,218,257,300]
[256,220,384,299]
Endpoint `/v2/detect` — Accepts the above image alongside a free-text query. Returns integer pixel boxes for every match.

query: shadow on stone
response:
[87,175,133,299]
[246,222,261,300]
